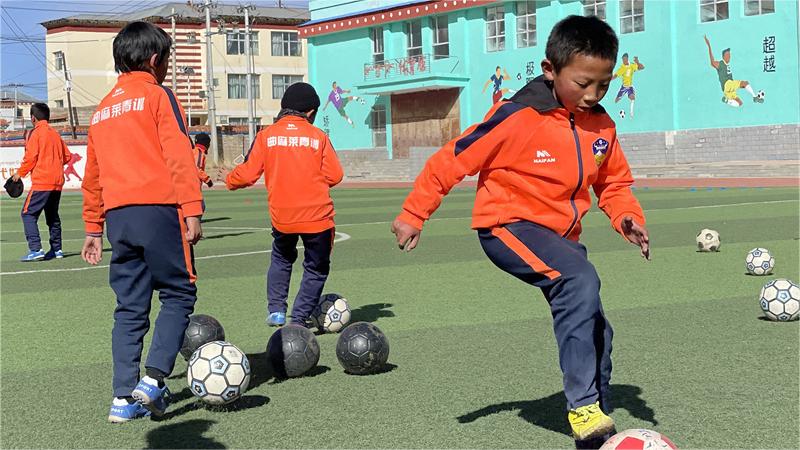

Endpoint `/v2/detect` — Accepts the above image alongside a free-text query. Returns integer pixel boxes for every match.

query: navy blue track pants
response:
[267,227,334,324]
[478,221,613,411]
[106,205,197,397]
[21,190,62,252]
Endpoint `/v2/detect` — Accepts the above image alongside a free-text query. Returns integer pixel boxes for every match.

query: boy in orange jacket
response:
[193,132,213,188]
[221,82,343,327]
[13,103,71,261]
[80,22,203,423]
[391,16,650,443]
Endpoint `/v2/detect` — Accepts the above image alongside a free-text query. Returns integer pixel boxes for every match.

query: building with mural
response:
[300,0,799,164]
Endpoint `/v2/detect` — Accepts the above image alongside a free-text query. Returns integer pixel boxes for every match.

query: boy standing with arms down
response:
[221,82,343,327]
[13,103,71,261]
[81,22,203,422]
[391,16,650,442]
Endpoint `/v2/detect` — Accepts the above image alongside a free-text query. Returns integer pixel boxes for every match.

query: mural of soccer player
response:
[322,81,364,127]
[612,53,644,119]
[703,35,764,108]
[481,66,516,104]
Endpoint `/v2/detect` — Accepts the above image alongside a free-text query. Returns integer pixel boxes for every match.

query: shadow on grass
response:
[157,394,270,421]
[200,217,231,224]
[341,362,398,376]
[350,303,395,323]
[146,418,224,448]
[203,231,254,240]
[268,365,331,384]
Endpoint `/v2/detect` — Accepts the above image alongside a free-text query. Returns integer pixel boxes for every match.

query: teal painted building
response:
[300,0,799,158]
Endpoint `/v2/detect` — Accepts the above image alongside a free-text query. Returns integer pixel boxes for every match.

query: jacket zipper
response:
[563,113,582,238]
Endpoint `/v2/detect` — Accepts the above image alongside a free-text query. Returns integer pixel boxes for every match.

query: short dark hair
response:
[30,103,50,121]
[722,48,730,57]
[194,132,211,147]
[622,52,629,59]
[113,21,172,73]
[545,15,618,73]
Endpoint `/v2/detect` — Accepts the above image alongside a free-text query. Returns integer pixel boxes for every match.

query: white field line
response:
[0,232,351,276]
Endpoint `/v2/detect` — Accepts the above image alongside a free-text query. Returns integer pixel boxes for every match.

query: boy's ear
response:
[148,53,159,69]
[305,108,317,117]
[540,58,556,81]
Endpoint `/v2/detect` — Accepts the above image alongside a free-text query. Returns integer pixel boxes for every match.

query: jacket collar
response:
[117,71,157,85]
[509,75,606,115]
[34,120,49,129]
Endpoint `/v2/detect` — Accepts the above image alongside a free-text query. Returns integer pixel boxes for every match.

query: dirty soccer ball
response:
[336,322,389,375]
[600,429,677,449]
[187,341,250,405]
[745,248,775,276]
[695,228,721,252]
[267,324,320,378]
[311,293,352,333]
[759,279,800,322]
[180,314,225,360]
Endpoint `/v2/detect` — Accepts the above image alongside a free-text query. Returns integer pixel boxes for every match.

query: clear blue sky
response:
[0,0,308,101]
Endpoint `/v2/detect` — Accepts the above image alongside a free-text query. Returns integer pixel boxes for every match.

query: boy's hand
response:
[621,216,650,260]
[216,166,230,182]
[11,171,20,182]
[185,216,202,245]
[81,236,103,265]
[391,218,421,252]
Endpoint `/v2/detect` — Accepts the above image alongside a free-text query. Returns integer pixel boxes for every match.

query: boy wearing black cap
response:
[220,82,343,327]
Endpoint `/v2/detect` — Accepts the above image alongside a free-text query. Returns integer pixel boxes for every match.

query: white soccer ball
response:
[187,341,250,405]
[759,279,800,322]
[618,110,625,119]
[757,89,765,100]
[310,293,351,333]
[600,429,677,449]
[745,247,774,275]
[695,228,721,252]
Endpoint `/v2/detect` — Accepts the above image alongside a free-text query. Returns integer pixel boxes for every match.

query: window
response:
[516,1,536,48]
[486,6,505,52]
[700,0,728,22]
[229,117,261,125]
[406,20,422,57]
[272,74,303,99]
[745,0,774,15]
[54,100,64,108]
[271,31,301,56]
[226,31,259,55]
[371,27,384,62]
[430,16,449,59]
[619,0,644,33]
[370,104,387,148]
[54,52,64,71]
[582,0,607,20]
[227,74,260,99]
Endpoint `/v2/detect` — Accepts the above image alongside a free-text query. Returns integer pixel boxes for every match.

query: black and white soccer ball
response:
[757,90,765,100]
[187,341,250,405]
[618,110,625,119]
[696,228,721,252]
[180,314,225,360]
[759,279,800,322]
[310,293,351,333]
[745,247,775,275]
[267,324,320,378]
[335,322,389,375]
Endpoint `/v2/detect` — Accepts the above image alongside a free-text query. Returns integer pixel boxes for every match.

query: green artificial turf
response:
[1,186,798,449]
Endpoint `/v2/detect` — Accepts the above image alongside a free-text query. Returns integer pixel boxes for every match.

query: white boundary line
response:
[0,232,351,276]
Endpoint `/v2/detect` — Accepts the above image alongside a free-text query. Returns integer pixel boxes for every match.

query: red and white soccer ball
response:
[600,429,677,450]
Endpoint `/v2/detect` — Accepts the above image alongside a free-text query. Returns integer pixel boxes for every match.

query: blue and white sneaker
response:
[108,398,151,423]
[131,376,169,417]
[44,249,64,260]
[267,312,286,327]
[20,250,45,262]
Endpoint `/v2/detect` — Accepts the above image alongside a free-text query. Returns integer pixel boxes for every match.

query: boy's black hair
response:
[194,132,211,147]
[622,52,629,59]
[722,48,730,57]
[545,15,618,73]
[113,21,172,73]
[30,103,50,121]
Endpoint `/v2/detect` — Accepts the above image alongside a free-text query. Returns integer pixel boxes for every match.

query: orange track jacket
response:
[82,72,203,235]
[193,144,211,183]
[398,76,645,241]
[18,120,71,191]
[225,115,343,233]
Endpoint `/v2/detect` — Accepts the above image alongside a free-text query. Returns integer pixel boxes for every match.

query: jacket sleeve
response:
[153,88,203,217]
[592,133,646,237]
[193,147,211,183]
[17,130,39,177]
[320,135,343,187]
[397,101,521,229]
[81,131,105,236]
[61,138,71,165]
[226,134,266,190]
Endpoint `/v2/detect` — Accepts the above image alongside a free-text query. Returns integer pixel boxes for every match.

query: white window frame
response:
[431,15,449,59]
[516,1,536,48]
[371,27,384,62]
[227,74,260,99]
[486,5,505,52]
[582,0,607,20]
[226,31,259,55]
[700,0,729,22]
[406,20,422,57]
[619,0,644,34]
[744,0,775,16]
[272,74,304,100]
[271,31,301,57]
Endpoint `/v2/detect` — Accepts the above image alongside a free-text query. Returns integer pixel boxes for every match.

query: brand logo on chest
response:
[533,149,556,164]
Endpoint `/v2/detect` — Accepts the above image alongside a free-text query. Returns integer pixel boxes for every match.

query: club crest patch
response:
[592,138,609,166]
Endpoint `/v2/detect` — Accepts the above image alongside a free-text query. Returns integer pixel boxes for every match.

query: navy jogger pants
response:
[21,190,62,252]
[478,221,613,411]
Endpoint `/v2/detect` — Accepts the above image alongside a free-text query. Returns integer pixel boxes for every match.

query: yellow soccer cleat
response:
[568,401,615,441]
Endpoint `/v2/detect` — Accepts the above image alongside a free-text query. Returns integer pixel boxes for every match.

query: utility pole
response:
[202,0,219,164]
[239,4,256,144]
[54,51,77,139]
[169,8,177,91]
[8,83,21,130]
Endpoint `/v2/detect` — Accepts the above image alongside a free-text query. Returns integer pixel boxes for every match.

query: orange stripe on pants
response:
[177,209,197,284]
[491,227,562,280]
[22,190,33,213]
